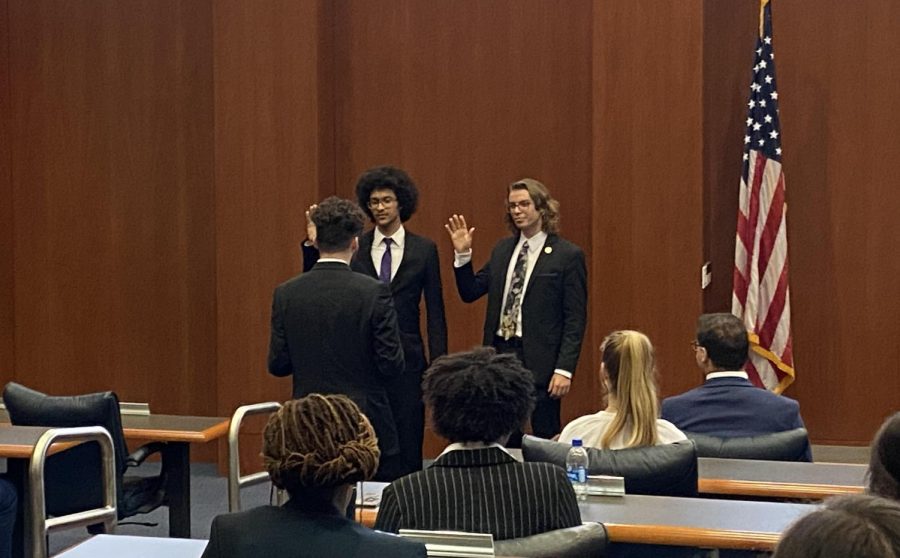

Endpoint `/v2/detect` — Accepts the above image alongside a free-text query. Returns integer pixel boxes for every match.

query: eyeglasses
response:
[368,196,397,209]
[506,200,533,211]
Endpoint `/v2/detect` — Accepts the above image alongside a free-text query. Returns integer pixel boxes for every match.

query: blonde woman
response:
[559,330,686,449]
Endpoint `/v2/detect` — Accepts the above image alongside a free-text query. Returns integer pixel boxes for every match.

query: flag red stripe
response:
[758,263,790,350]
[755,170,785,275]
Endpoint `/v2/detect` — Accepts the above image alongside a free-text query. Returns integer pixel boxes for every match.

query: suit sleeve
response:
[200,516,221,558]
[424,243,448,360]
[555,247,588,373]
[372,284,405,378]
[373,484,402,533]
[300,242,320,273]
[554,468,583,528]
[267,288,292,377]
[453,260,492,303]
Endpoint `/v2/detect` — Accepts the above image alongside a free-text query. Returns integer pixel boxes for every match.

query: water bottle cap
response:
[572,439,583,447]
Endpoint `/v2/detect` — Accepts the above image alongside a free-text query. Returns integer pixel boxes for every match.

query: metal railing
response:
[227,402,283,512]
[28,426,118,558]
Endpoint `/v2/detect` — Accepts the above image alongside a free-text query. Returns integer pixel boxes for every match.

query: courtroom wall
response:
[1,1,896,466]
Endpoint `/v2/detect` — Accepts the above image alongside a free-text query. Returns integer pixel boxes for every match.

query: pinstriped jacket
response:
[373,447,581,540]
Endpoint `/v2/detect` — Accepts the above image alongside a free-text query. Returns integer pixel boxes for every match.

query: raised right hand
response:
[444,214,475,254]
[305,204,318,245]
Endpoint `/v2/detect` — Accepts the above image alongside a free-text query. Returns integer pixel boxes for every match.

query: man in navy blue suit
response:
[661,313,812,461]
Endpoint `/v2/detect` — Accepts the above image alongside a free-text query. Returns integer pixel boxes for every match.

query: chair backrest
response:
[2,382,129,516]
[686,428,811,461]
[493,522,608,558]
[521,435,698,497]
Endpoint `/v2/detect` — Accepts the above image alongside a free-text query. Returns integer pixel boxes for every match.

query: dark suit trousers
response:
[493,336,561,447]
[378,370,425,479]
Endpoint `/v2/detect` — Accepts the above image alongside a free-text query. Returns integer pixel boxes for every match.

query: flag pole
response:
[759,0,769,37]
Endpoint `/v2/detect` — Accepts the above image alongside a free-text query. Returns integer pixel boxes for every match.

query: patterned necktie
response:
[379,238,393,284]
[500,241,529,340]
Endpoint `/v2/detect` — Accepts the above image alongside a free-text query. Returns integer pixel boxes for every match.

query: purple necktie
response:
[379,238,393,284]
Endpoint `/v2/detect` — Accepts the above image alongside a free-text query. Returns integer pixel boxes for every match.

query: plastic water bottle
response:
[566,438,589,500]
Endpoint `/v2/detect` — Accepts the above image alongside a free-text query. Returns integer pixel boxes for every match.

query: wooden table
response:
[1,413,229,541]
[579,494,817,551]
[698,457,867,499]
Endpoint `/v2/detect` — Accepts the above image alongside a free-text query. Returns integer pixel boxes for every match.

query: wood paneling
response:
[332,0,596,443]
[773,0,900,444]
[212,0,331,470]
[6,1,217,419]
[593,1,705,401]
[0,0,14,386]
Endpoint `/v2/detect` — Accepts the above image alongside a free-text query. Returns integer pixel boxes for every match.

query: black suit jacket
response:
[268,261,405,454]
[374,447,582,541]
[202,500,426,558]
[454,234,587,385]
[302,229,447,372]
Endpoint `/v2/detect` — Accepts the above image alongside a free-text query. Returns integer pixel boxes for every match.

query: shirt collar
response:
[706,371,750,381]
[517,230,547,249]
[317,258,351,265]
[438,441,514,458]
[373,224,405,249]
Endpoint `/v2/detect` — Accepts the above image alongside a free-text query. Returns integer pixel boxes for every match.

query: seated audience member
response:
[0,478,15,558]
[868,411,900,500]
[374,347,581,540]
[773,494,900,558]
[202,395,425,558]
[661,313,812,461]
[559,330,686,449]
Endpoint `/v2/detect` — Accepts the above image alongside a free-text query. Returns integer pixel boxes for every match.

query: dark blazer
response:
[268,261,404,455]
[661,376,812,461]
[453,234,587,385]
[202,500,426,558]
[374,447,581,541]
[302,229,447,372]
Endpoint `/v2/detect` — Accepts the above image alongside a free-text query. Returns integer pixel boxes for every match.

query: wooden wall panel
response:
[0,0,14,386]
[212,0,332,471]
[593,1,705,401]
[332,0,596,453]
[7,1,217,419]
[701,0,758,316]
[773,0,900,444]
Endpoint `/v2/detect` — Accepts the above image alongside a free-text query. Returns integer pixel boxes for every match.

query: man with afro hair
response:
[374,347,581,540]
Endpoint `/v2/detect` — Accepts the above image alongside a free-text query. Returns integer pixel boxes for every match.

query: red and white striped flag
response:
[732,0,795,393]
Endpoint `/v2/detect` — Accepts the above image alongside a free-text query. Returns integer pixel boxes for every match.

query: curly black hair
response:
[422,347,535,444]
[311,196,365,252]
[355,166,419,223]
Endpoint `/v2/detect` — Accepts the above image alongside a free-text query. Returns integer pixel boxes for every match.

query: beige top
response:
[559,410,687,449]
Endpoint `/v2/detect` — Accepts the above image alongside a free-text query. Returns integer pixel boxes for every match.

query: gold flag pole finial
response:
[759,0,770,37]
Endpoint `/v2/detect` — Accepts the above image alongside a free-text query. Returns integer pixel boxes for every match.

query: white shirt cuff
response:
[453,250,472,268]
[553,369,572,380]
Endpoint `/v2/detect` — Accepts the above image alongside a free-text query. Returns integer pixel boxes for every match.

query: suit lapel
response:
[524,233,557,294]
[392,231,416,288]
[354,230,378,278]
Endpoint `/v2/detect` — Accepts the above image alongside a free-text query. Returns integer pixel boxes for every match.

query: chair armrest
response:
[126,442,167,468]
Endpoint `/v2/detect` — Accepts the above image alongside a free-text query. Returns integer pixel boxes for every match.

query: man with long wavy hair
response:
[446,179,587,444]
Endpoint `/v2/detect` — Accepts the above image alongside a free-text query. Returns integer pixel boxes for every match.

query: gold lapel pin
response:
[544,246,553,254]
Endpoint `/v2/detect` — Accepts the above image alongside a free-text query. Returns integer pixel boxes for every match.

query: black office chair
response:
[2,382,168,526]
[521,435,699,497]
[494,522,608,557]
[685,428,811,462]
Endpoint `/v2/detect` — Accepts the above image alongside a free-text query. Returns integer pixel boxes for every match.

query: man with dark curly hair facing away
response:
[202,395,425,558]
[374,347,581,540]
[303,167,447,479]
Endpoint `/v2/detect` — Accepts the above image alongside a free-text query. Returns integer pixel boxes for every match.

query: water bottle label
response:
[567,468,586,483]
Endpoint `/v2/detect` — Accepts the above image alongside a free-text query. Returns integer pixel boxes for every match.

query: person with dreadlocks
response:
[202,394,425,558]
[374,347,581,540]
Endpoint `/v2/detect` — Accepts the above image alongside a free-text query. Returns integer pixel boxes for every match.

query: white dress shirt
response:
[372,225,405,282]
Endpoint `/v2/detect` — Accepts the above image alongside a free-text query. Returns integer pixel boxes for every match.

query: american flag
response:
[732,0,795,393]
